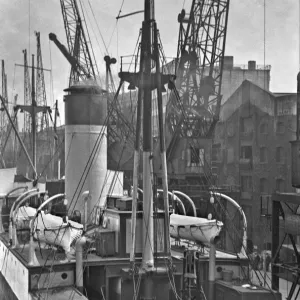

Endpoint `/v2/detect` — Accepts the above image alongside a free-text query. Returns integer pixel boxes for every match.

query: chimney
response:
[248,61,256,70]
[223,56,233,70]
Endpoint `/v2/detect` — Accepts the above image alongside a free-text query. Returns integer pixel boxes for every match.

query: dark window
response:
[241,175,252,192]
[240,117,253,133]
[189,147,204,166]
[276,122,285,134]
[191,148,200,164]
[276,179,285,192]
[240,146,252,159]
[260,123,268,134]
[212,144,222,161]
[260,147,267,163]
[276,147,284,163]
[259,178,268,193]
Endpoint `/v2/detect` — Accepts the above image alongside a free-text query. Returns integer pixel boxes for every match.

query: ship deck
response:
[0,232,244,269]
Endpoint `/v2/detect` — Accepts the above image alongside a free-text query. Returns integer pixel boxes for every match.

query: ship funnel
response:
[64,85,107,222]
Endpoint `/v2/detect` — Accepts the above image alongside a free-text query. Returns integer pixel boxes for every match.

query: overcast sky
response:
[0,0,298,126]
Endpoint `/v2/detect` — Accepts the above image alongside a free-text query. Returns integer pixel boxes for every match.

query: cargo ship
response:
[0,0,285,299]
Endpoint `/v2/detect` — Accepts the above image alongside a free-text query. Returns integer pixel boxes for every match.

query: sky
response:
[0,0,299,127]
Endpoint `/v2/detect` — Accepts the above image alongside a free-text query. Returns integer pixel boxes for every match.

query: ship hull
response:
[0,271,18,300]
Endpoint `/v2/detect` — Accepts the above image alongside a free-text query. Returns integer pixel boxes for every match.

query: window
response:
[276,122,285,134]
[240,146,252,160]
[260,123,268,134]
[212,144,222,161]
[260,147,267,163]
[276,147,284,163]
[187,147,204,167]
[259,178,268,193]
[241,175,252,192]
[276,179,285,192]
[240,117,253,133]
[261,195,271,216]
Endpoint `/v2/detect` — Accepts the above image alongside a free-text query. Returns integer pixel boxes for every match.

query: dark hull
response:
[0,272,18,300]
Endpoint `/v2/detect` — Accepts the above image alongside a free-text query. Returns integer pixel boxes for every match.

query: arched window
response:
[259,178,268,194]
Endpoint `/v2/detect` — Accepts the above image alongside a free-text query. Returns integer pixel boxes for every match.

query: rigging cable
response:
[79,0,105,61]
[86,0,109,55]
[28,0,31,56]
[116,0,126,20]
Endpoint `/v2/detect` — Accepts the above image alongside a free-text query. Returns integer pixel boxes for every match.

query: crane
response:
[165,0,230,164]
[35,31,50,132]
[52,0,137,153]
[59,0,98,86]
[22,49,32,137]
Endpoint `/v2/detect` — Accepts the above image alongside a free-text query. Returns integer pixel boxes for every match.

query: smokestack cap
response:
[64,85,107,94]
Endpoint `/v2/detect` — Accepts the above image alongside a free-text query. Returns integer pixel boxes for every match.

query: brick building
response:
[213,79,297,249]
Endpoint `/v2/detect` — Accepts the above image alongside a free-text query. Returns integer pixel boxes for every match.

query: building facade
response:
[213,79,297,249]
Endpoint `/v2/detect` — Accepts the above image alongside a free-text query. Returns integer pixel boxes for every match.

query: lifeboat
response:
[32,211,83,253]
[15,206,83,254]
[170,214,223,245]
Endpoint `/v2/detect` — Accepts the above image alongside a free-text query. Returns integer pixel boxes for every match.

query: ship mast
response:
[142,0,155,270]
[119,0,175,296]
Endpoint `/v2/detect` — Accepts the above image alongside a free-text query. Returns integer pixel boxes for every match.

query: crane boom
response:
[49,32,92,80]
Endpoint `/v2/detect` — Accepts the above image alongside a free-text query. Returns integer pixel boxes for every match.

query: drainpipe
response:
[75,236,87,293]
[11,190,42,248]
[28,193,65,266]
[81,191,90,232]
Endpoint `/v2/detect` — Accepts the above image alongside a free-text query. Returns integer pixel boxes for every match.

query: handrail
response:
[210,191,247,257]
[172,190,197,217]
